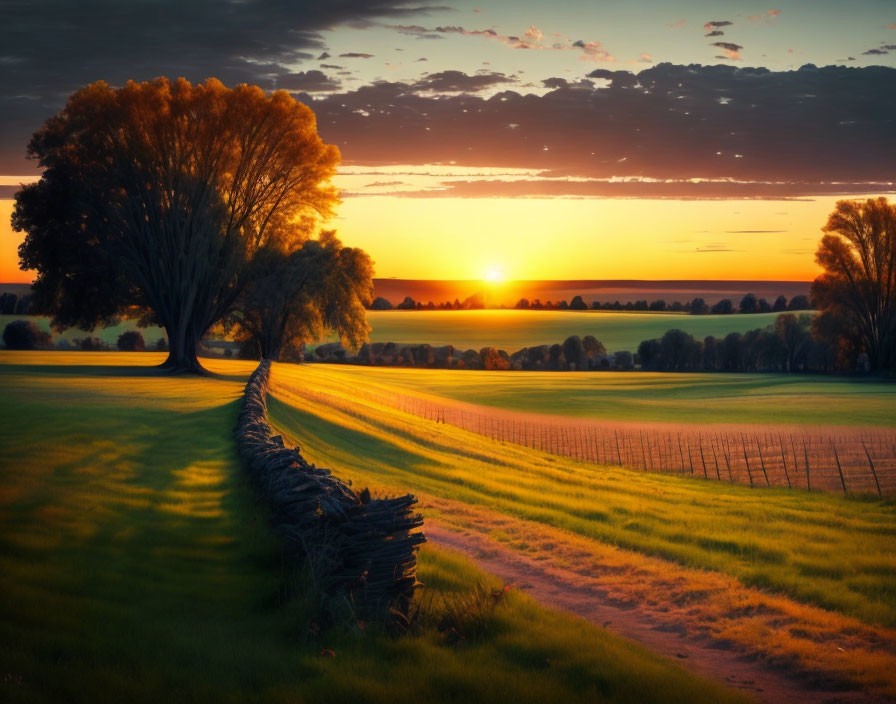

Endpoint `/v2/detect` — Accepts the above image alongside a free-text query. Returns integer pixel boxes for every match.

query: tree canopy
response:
[235,231,373,361]
[13,77,340,372]
[810,197,895,371]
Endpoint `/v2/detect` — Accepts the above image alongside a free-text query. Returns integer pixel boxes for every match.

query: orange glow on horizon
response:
[3,191,894,285]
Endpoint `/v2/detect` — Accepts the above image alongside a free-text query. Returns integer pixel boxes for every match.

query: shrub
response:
[3,320,52,349]
[116,330,146,351]
[613,350,634,370]
[689,297,709,315]
[369,296,393,310]
[74,336,110,351]
[711,298,734,314]
[788,294,811,310]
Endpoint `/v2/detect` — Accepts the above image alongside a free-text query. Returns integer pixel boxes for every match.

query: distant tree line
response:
[367,292,812,313]
[0,292,33,315]
[636,313,860,373]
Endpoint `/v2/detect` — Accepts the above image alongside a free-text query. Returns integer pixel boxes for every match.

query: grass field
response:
[297,364,896,427]
[267,361,896,697]
[0,351,744,704]
[362,309,808,352]
[3,309,806,355]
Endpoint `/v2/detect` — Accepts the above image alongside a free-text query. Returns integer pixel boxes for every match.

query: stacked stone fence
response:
[234,360,425,629]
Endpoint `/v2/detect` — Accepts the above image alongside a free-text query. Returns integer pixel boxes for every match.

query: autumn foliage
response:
[13,77,340,372]
[811,197,896,371]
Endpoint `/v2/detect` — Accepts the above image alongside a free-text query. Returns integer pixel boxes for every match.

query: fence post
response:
[831,441,847,495]
[804,444,811,492]
[615,430,622,466]
[741,436,754,488]
[756,441,770,486]
[779,435,792,488]
[862,440,883,497]
[698,438,708,479]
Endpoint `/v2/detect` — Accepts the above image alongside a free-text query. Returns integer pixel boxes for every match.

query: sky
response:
[2,0,895,282]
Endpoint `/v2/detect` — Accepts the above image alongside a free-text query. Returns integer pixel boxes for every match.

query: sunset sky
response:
[2,0,894,282]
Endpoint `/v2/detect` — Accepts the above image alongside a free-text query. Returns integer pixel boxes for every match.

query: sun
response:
[484,266,505,283]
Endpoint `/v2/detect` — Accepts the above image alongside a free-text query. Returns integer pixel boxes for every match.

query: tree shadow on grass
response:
[0,359,252,382]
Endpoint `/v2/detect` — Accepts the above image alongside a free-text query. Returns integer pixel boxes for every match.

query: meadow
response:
[362,309,805,352]
[0,351,745,704]
[297,364,896,427]
[2,309,804,355]
[267,361,896,697]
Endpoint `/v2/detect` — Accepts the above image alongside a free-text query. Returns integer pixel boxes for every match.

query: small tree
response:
[235,231,373,361]
[711,298,734,315]
[117,330,146,351]
[810,197,895,370]
[775,313,809,372]
[3,320,52,349]
[369,297,393,310]
[689,297,709,315]
[788,295,811,311]
[569,295,587,310]
[739,293,758,314]
[772,295,788,312]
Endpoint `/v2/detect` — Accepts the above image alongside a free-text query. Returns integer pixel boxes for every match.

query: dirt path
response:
[427,521,880,704]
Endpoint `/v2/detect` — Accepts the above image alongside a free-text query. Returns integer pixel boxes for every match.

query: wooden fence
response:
[289,381,896,496]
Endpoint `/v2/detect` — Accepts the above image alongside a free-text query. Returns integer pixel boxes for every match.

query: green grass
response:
[4,309,800,356]
[0,351,743,704]
[269,363,896,629]
[302,364,896,426]
[360,309,807,353]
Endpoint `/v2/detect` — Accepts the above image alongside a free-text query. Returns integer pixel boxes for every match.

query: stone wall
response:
[234,360,425,629]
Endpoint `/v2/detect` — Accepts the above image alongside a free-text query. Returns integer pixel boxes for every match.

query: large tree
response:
[235,231,373,361]
[13,77,339,372]
[810,197,895,371]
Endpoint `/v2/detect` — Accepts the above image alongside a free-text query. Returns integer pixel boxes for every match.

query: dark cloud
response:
[712,42,743,52]
[705,30,725,37]
[883,45,896,50]
[542,77,594,90]
[276,70,341,93]
[340,52,376,58]
[358,178,892,200]
[317,52,331,60]
[0,0,443,171]
[863,48,889,55]
[410,70,513,93]
[703,20,733,30]
[320,64,343,69]
[542,77,570,89]
[712,41,744,60]
[298,63,895,192]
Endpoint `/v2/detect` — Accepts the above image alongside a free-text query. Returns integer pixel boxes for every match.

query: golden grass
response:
[268,361,896,698]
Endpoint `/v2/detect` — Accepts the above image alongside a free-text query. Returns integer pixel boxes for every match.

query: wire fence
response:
[287,382,896,496]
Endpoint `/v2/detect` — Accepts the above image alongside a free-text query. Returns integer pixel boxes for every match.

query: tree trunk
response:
[159,324,206,374]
